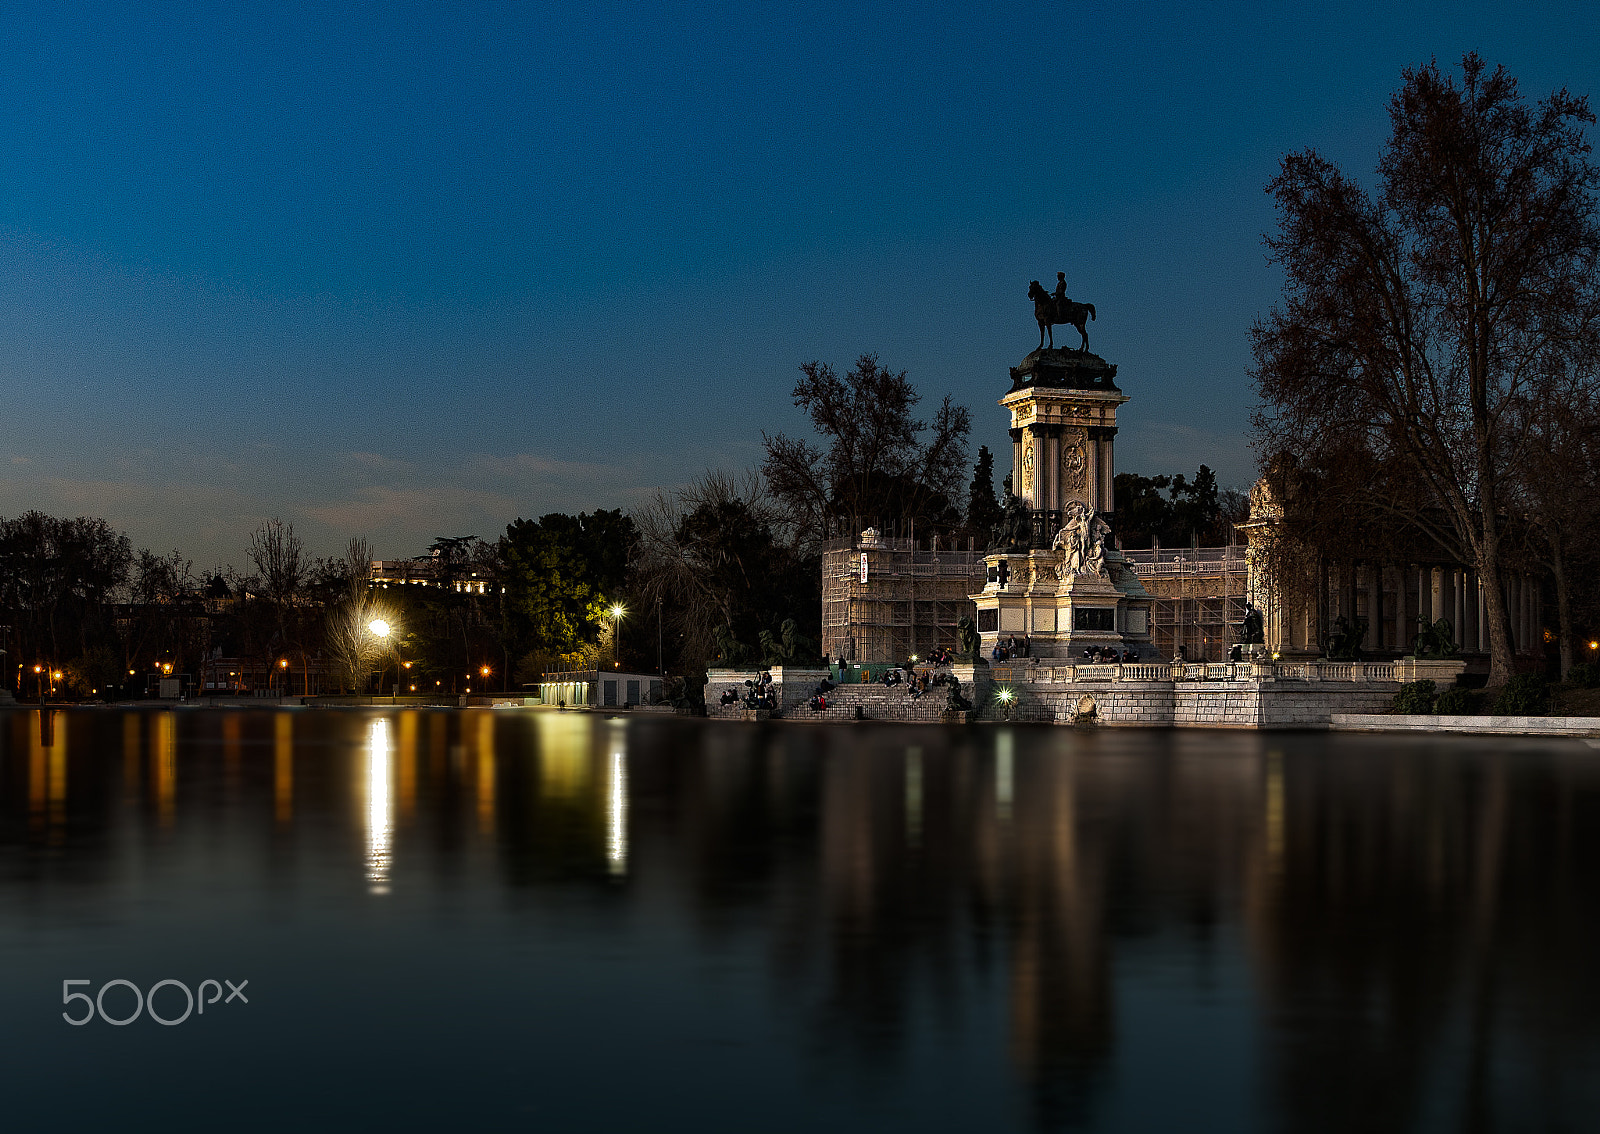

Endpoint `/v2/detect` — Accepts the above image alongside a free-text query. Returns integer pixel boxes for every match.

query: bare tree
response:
[1514,374,1600,676]
[247,518,306,648]
[324,537,387,693]
[1252,54,1600,685]
[632,470,811,668]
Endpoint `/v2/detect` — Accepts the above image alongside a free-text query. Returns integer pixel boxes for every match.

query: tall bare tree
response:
[1252,54,1600,684]
[324,537,388,692]
[1515,375,1600,676]
[247,518,306,649]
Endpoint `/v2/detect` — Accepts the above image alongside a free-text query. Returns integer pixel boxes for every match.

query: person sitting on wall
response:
[1122,648,1137,663]
[1228,644,1242,663]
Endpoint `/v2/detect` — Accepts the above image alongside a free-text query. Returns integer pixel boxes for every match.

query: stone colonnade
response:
[1265,560,1541,656]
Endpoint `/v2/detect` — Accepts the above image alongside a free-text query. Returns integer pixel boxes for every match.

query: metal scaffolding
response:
[821,537,988,663]
[1121,546,1248,661]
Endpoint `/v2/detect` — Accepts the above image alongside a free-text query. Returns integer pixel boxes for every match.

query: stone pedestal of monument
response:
[972,344,1155,660]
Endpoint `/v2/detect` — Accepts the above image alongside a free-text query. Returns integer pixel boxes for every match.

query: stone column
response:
[1394,566,1406,653]
[1046,430,1059,515]
[1367,564,1380,649]
[1417,567,1427,627]
[1012,436,1023,501]
[1031,428,1045,509]
[1476,573,1488,653]
[1523,574,1534,654]
[1100,435,1115,512]
[1454,569,1464,644]
[1085,432,1099,514]
[1430,568,1443,631]
[1510,575,1523,655]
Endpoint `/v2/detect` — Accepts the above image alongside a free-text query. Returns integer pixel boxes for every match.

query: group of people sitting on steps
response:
[1081,645,1139,664]
[991,636,1030,661]
[719,673,778,711]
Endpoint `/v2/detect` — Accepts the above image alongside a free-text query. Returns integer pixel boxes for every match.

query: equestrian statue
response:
[1028,276,1096,352]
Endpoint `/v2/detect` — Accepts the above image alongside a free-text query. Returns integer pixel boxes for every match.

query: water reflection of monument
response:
[5,715,1599,1128]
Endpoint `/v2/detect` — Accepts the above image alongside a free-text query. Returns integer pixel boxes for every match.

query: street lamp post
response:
[611,603,626,671]
[368,618,392,697]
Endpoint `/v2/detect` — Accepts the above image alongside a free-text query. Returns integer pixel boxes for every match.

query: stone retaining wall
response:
[704,666,1404,729]
[1175,681,1397,728]
[1332,714,1600,737]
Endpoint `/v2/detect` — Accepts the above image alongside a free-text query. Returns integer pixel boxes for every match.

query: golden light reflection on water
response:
[152,713,175,828]
[397,712,418,820]
[367,718,394,894]
[274,714,294,824]
[477,713,496,836]
[607,722,628,876]
[536,713,592,798]
[28,711,68,840]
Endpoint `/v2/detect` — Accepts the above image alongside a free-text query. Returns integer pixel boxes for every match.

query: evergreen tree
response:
[966,446,1003,536]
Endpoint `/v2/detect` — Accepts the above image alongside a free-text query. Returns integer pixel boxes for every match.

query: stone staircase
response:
[776,683,967,723]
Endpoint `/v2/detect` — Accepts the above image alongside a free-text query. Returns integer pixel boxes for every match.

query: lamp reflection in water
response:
[606,721,628,876]
[366,718,395,894]
[995,729,1014,823]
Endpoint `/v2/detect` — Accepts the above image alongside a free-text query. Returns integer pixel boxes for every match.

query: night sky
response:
[1,2,1595,566]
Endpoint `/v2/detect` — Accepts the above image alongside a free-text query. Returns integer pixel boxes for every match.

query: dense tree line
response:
[1112,466,1249,549]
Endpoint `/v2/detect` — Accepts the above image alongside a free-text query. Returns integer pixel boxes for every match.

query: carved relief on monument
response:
[1060,428,1086,495]
[1050,500,1110,580]
[1022,441,1035,484]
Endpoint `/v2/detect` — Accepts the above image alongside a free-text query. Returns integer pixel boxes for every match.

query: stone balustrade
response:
[988,658,1430,686]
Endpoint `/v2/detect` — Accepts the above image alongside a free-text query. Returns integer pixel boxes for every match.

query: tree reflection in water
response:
[1,710,1597,1131]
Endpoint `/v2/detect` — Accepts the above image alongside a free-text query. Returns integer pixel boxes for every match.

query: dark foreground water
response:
[2,709,1598,1132]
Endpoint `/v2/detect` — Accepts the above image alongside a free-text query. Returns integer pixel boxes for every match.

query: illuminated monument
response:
[971,283,1155,659]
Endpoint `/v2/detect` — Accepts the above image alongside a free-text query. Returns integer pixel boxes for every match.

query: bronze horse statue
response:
[1029,280,1096,352]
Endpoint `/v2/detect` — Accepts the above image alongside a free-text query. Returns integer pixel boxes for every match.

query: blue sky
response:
[0,2,1595,565]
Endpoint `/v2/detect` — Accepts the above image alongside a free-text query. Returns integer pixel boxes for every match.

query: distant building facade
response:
[369,549,500,594]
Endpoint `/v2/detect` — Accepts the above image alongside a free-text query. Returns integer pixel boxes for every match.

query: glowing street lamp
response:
[368,618,393,697]
[611,603,626,670]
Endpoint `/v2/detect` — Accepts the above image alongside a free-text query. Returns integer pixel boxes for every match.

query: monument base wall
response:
[704,665,1403,729]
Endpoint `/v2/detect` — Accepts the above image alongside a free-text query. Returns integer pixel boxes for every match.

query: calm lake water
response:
[2,708,1597,1132]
